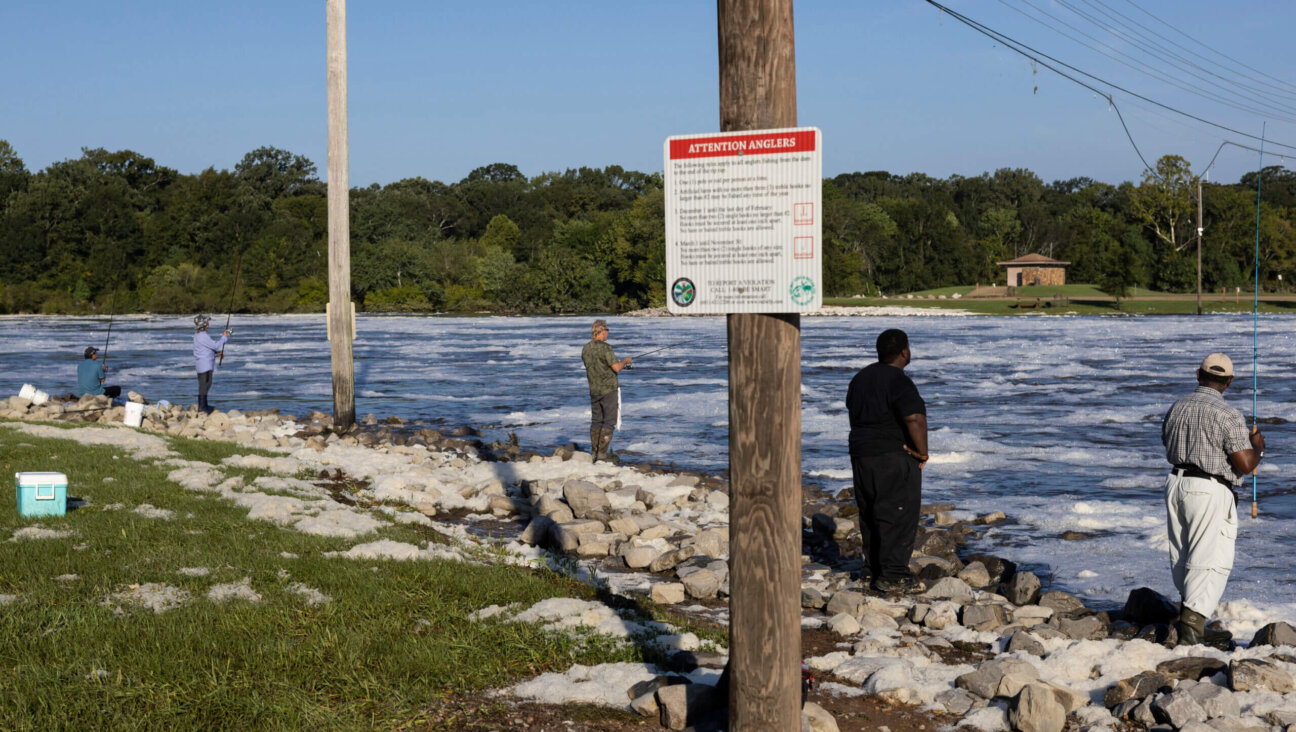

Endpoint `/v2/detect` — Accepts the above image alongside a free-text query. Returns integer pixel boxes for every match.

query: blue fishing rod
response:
[1251,125,1264,518]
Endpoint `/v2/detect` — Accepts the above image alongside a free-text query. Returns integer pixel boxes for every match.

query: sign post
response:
[672,2,810,726]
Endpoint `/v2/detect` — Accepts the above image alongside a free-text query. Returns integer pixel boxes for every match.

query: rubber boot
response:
[1175,607,1207,647]
[599,429,619,464]
[198,395,209,414]
[590,429,603,461]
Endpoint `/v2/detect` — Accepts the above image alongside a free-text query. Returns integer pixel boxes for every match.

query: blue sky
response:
[4,1,1295,187]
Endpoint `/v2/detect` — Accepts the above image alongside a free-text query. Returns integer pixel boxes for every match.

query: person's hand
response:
[223,330,231,337]
[903,445,929,468]
[1250,425,1265,456]
[622,357,632,365]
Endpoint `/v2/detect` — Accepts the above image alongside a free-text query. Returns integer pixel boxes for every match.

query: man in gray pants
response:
[581,319,631,462]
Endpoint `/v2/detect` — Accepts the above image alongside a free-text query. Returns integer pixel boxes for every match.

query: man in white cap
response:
[1162,352,1264,648]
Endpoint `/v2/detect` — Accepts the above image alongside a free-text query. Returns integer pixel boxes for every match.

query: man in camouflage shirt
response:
[1162,352,1264,648]
[582,319,632,461]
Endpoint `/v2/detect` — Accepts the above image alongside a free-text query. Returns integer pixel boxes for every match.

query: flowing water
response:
[4,312,1294,619]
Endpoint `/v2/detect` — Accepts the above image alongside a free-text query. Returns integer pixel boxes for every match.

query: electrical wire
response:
[1000,0,1296,122]
[924,0,1296,159]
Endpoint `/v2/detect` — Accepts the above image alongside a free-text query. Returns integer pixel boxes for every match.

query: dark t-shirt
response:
[847,362,926,457]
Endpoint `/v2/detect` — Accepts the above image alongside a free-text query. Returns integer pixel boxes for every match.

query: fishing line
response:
[101,245,130,367]
[217,242,245,369]
[1251,123,1264,518]
[627,339,704,363]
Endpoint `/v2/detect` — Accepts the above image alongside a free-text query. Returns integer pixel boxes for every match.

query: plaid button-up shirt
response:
[1162,385,1251,484]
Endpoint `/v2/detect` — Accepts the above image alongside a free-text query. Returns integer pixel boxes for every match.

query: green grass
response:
[0,423,647,731]
[889,285,976,297]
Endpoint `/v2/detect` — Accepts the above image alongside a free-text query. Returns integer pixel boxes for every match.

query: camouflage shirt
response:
[582,339,619,397]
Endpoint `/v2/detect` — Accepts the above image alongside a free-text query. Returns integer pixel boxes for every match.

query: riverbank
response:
[5,393,1296,731]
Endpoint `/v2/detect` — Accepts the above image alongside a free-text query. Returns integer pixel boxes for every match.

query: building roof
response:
[996,253,1071,267]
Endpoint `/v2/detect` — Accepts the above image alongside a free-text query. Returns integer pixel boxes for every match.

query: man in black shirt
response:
[846,328,929,594]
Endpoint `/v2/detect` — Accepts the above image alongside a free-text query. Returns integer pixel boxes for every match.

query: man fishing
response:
[76,346,121,400]
[846,328,928,595]
[1162,352,1264,648]
[193,314,231,414]
[581,319,631,462]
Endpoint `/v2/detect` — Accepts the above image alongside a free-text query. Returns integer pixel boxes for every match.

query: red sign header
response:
[669,130,816,160]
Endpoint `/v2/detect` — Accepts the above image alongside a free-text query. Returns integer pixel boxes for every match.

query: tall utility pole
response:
[326,0,355,427]
[1197,176,1204,316]
[718,1,802,729]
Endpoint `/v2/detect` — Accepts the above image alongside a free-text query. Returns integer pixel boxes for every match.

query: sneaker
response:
[871,576,926,595]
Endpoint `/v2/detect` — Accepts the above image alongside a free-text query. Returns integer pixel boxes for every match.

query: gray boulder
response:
[1152,689,1208,728]
[1006,630,1046,657]
[1186,681,1239,719]
[1122,586,1179,626]
[1004,571,1042,605]
[961,603,1007,632]
[563,479,610,519]
[825,590,867,619]
[656,682,719,731]
[801,701,839,732]
[1058,615,1108,641]
[1157,657,1227,682]
[1250,621,1296,648]
[1104,671,1172,708]
[1228,658,1296,693]
[920,576,974,603]
[1010,682,1066,732]
[1038,590,1086,616]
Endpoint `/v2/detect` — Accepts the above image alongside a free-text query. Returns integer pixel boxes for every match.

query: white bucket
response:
[123,401,144,427]
[18,384,35,401]
[31,390,49,406]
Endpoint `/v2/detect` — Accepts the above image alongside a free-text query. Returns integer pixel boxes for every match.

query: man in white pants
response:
[1162,352,1264,648]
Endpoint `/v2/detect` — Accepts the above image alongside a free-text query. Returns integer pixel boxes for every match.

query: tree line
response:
[1,139,1293,315]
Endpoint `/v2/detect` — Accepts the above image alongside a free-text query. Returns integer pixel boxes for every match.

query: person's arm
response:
[606,345,631,373]
[902,413,928,466]
[1228,426,1265,475]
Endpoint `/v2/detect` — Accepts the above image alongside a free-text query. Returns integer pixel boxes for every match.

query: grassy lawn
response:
[0,423,642,731]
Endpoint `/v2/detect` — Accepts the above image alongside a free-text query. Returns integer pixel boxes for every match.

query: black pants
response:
[590,390,618,432]
[850,451,922,580]
[103,385,121,399]
[197,371,213,404]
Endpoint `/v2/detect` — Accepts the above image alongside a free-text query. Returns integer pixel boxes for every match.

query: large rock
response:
[921,601,960,630]
[801,701,839,732]
[1058,615,1107,641]
[563,480,610,519]
[957,561,992,588]
[651,583,686,605]
[1157,657,1228,682]
[1010,683,1066,732]
[686,528,728,558]
[935,688,978,715]
[519,515,555,545]
[622,539,667,569]
[551,520,606,552]
[825,590,866,619]
[1250,621,1296,648]
[649,546,696,573]
[913,530,959,560]
[1185,681,1240,719]
[1228,658,1296,693]
[856,609,900,632]
[920,576,974,603]
[680,569,721,600]
[1122,586,1179,625]
[536,495,574,523]
[656,682,719,731]
[1152,690,1208,728]
[1006,630,1046,657]
[964,553,1016,583]
[956,658,1038,700]
[1004,571,1042,605]
[961,603,1007,632]
[1104,671,1173,708]
[827,612,862,637]
[1038,590,1086,616]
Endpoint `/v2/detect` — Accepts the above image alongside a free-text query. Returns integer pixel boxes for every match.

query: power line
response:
[925,0,1296,158]
[1075,0,1296,104]
[999,0,1296,122]
[1118,0,1296,98]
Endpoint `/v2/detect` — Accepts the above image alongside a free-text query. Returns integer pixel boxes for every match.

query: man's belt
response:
[1172,464,1233,490]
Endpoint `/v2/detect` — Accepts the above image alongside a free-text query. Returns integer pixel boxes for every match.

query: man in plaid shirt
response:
[1162,352,1264,648]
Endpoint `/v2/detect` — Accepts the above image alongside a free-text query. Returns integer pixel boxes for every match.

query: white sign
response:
[664,127,822,314]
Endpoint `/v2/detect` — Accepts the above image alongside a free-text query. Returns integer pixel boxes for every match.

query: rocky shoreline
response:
[5,391,1296,732]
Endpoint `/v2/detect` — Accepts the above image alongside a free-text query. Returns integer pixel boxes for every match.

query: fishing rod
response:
[101,245,130,367]
[217,241,245,369]
[1251,124,1265,519]
[628,339,704,362]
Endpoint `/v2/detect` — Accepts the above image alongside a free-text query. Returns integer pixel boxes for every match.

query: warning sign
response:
[664,127,822,313]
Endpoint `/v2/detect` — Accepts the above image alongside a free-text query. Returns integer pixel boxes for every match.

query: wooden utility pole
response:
[1197,176,1203,316]
[326,0,355,426]
[718,1,802,729]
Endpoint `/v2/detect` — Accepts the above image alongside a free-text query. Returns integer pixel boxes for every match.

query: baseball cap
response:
[84,346,99,358]
[1200,353,1233,377]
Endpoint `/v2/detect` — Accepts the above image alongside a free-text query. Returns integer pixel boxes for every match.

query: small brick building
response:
[998,253,1070,287]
